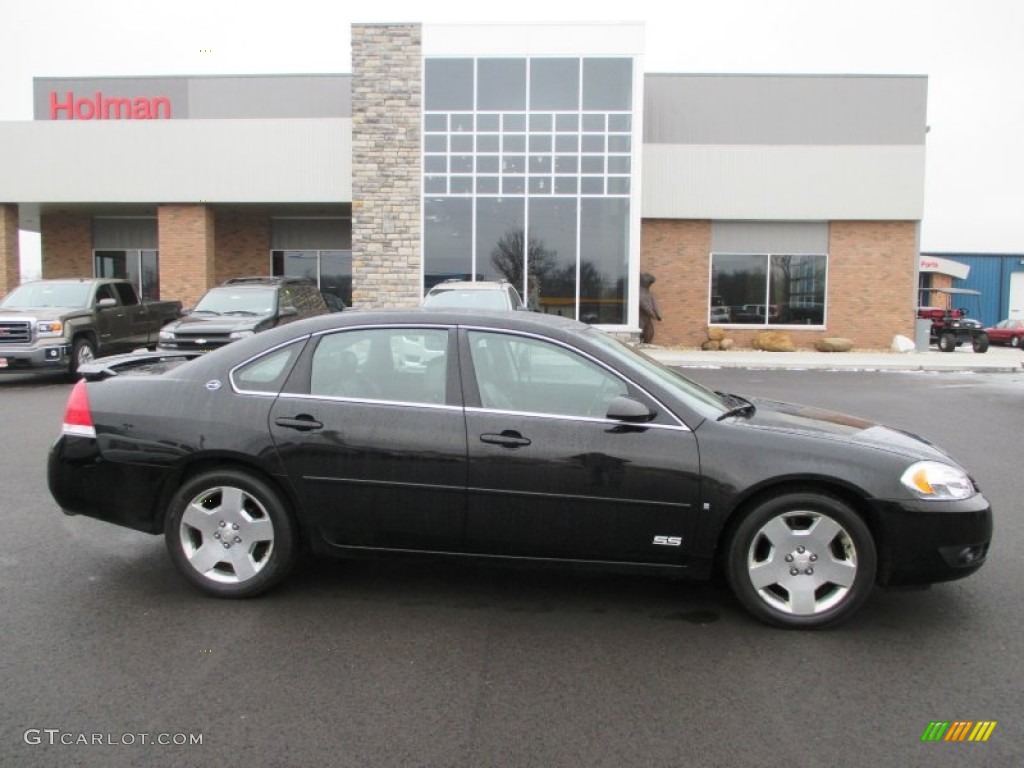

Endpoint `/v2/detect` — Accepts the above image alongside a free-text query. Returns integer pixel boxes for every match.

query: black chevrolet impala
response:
[48,310,992,628]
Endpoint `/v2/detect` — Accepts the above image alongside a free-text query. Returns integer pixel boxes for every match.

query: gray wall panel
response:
[711,221,829,253]
[93,217,158,248]
[644,74,927,146]
[188,75,351,118]
[35,75,351,119]
[0,119,351,202]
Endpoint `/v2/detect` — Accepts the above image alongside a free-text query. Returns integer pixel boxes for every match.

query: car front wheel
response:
[726,492,877,629]
[165,469,298,597]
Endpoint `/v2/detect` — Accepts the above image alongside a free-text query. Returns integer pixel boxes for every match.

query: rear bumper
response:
[48,435,171,535]
[871,495,993,586]
[0,344,71,372]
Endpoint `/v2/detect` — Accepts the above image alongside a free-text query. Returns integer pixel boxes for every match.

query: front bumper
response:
[871,494,993,586]
[0,343,71,372]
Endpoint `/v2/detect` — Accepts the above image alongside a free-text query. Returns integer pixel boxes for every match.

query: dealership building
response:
[0,23,930,348]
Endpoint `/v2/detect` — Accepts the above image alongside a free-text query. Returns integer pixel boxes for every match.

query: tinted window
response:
[232,342,305,394]
[310,328,449,405]
[113,283,139,306]
[467,331,626,418]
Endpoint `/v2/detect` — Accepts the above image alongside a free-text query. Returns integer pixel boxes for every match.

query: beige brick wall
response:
[351,24,422,309]
[641,218,919,350]
[0,205,19,297]
[158,205,214,307]
[41,213,92,278]
[214,211,270,284]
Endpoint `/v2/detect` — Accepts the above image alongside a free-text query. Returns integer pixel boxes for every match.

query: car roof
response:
[428,281,509,291]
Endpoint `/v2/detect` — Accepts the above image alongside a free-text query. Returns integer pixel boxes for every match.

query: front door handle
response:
[480,431,531,448]
[274,414,324,432]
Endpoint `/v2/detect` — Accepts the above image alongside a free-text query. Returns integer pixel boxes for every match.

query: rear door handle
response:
[274,415,324,431]
[480,431,531,448]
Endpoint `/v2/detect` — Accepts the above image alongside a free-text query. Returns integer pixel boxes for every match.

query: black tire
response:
[938,332,956,352]
[70,337,96,376]
[725,491,877,629]
[972,333,989,353]
[164,469,298,598]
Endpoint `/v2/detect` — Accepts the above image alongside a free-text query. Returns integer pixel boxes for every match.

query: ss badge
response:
[653,535,682,547]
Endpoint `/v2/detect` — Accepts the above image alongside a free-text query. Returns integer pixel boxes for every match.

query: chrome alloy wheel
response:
[745,510,859,616]
[178,486,276,584]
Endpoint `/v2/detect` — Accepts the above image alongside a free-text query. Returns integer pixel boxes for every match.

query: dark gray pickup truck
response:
[0,278,182,376]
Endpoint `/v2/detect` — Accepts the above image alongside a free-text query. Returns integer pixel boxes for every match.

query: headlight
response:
[229,330,255,339]
[37,321,63,337]
[158,330,175,341]
[900,461,975,500]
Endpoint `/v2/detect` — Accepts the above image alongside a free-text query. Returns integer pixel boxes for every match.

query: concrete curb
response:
[643,346,1023,373]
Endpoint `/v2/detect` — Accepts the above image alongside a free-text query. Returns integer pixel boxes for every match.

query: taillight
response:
[63,379,96,438]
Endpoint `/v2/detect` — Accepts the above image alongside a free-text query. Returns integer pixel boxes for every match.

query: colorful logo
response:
[921,721,997,742]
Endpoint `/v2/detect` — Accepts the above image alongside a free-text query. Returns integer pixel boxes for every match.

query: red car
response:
[984,318,1024,347]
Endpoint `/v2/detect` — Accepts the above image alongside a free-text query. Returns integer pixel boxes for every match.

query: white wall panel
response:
[423,23,644,56]
[641,144,925,221]
[0,118,351,202]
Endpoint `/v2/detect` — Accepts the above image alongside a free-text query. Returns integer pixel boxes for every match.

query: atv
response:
[917,287,989,353]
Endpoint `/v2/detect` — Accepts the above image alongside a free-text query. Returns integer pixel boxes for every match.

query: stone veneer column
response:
[0,205,19,296]
[158,205,215,307]
[351,24,422,309]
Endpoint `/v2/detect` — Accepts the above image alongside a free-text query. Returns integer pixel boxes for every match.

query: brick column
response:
[351,23,422,309]
[41,213,92,278]
[159,205,215,307]
[0,205,19,296]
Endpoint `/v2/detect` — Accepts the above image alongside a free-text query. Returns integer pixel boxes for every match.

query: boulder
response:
[814,338,854,353]
[719,338,735,351]
[891,334,916,353]
[702,339,722,351]
[752,331,796,352]
[707,326,726,341]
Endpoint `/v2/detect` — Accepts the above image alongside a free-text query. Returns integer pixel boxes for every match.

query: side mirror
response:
[606,395,655,423]
[278,306,299,318]
[97,297,117,309]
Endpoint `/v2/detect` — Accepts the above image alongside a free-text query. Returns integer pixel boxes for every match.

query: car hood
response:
[163,313,272,334]
[733,396,952,462]
[0,307,86,321]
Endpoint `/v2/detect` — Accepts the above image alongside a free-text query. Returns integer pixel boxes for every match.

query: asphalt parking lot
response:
[1,367,1020,767]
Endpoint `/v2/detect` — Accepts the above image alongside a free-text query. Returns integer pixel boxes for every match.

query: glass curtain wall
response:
[94,250,160,299]
[424,56,634,324]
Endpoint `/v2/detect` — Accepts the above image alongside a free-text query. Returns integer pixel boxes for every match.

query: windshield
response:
[423,288,509,310]
[0,282,92,309]
[193,287,276,315]
[584,329,730,419]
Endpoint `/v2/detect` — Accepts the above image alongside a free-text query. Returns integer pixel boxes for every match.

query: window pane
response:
[608,114,632,132]
[424,198,473,290]
[529,113,553,131]
[769,254,827,325]
[529,198,578,318]
[451,135,473,152]
[477,155,500,173]
[478,134,500,152]
[478,58,526,110]
[424,155,447,173]
[320,250,352,307]
[529,134,552,152]
[711,254,769,324]
[424,114,447,132]
[554,177,578,194]
[477,197,525,286]
[272,250,318,281]
[450,177,473,194]
[426,59,474,110]
[477,114,500,131]
[140,250,160,300]
[583,58,632,110]
[607,156,631,173]
[581,135,605,153]
[503,134,526,152]
[467,331,626,417]
[311,329,449,405]
[530,59,580,110]
[477,177,500,194]
[503,177,526,194]
[503,113,526,131]
[607,178,631,195]
[555,135,578,152]
[555,114,579,132]
[582,114,605,132]
[580,198,628,324]
[424,135,447,152]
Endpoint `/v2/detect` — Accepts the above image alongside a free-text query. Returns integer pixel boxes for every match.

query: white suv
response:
[422,280,526,311]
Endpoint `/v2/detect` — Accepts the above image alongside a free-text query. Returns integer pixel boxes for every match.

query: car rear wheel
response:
[1011,335,1020,348]
[165,470,298,597]
[938,332,956,352]
[972,333,989,353]
[726,492,877,628]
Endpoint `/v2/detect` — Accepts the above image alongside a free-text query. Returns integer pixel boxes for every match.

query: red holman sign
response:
[49,91,172,120]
